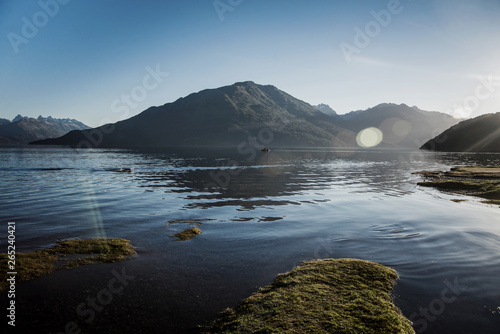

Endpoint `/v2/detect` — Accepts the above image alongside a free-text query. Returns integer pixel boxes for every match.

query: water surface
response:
[1,146,499,333]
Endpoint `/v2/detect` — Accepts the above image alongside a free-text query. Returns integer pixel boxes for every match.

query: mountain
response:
[338,103,461,148]
[32,81,357,148]
[339,109,367,120]
[314,104,338,117]
[0,115,90,145]
[421,112,500,152]
[12,114,29,122]
[31,82,461,149]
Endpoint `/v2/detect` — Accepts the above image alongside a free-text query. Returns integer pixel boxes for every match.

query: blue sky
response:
[1,0,500,127]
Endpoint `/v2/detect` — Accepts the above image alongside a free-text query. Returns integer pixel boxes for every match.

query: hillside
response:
[421,112,500,152]
[32,82,356,148]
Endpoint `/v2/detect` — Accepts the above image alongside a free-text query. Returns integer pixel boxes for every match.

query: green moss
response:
[0,238,136,291]
[208,259,414,334]
[482,199,500,206]
[0,251,58,288]
[50,238,136,258]
[174,227,203,241]
[451,199,467,203]
[417,179,491,191]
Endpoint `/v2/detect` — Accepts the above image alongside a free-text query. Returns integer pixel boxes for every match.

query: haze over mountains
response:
[31,81,461,149]
[0,115,89,145]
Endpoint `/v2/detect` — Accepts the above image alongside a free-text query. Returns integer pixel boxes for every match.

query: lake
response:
[1,146,499,333]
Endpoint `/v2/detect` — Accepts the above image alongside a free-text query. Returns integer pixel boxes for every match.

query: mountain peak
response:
[37,115,54,121]
[13,114,28,122]
[371,103,409,110]
[314,104,338,117]
[234,81,256,86]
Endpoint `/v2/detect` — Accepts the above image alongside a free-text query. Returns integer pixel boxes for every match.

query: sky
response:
[1,0,500,127]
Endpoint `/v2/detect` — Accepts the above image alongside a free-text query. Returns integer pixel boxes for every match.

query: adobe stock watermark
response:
[237,128,274,162]
[447,73,500,119]
[110,64,169,122]
[313,233,336,258]
[76,64,169,149]
[409,277,468,333]
[410,70,500,152]
[340,0,405,63]
[213,0,243,21]
[203,127,274,192]
[202,110,288,192]
[50,267,135,334]
[7,0,71,54]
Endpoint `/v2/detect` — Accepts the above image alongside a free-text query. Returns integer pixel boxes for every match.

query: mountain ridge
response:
[314,102,460,148]
[314,104,338,117]
[32,81,355,148]
[0,115,90,145]
[31,81,461,149]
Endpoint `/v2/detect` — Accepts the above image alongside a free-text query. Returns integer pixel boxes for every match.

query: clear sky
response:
[1,0,500,127]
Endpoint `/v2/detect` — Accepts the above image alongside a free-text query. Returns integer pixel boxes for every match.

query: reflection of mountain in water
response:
[133,149,424,210]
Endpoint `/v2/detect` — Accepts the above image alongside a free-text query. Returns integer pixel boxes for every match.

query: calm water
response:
[1,146,499,333]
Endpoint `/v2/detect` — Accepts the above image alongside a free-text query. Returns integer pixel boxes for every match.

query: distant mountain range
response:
[421,112,500,152]
[0,115,89,145]
[32,81,461,149]
[329,103,459,148]
[313,102,460,148]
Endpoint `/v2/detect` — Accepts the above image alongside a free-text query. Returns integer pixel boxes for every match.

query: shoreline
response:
[2,240,414,333]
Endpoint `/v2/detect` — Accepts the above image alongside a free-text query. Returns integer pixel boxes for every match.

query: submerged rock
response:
[174,227,203,241]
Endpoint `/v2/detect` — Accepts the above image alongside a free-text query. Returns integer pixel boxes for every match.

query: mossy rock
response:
[418,180,488,191]
[0,238,136,291]
[416,166,500,205]
[174,227,203,241]
[209,258,414,334]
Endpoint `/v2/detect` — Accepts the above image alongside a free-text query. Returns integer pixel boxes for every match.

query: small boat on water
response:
[261,147,270,152]
[111,168,134,173]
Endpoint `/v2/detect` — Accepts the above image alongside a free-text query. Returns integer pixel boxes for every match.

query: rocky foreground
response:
[415,166,500,206]
[208,259,414,334]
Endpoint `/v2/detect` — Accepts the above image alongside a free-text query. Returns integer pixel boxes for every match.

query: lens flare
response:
[356,127,383,148]
[393,120,411,137]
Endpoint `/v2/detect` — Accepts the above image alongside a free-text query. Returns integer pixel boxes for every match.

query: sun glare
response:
[356,127,383,148]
